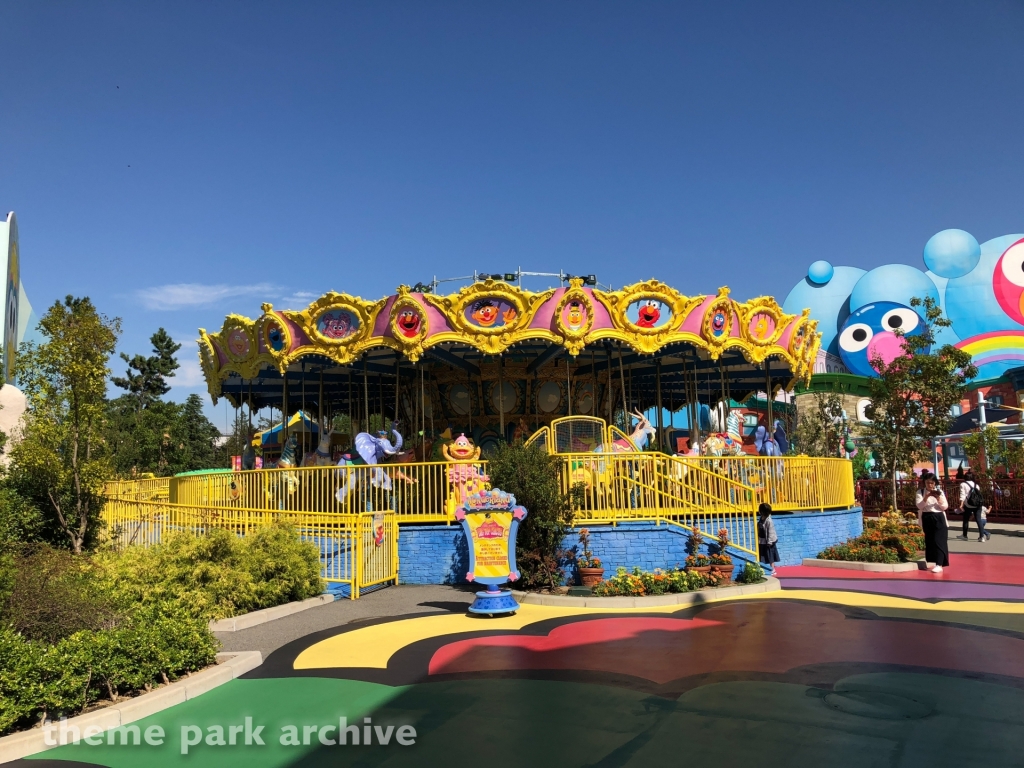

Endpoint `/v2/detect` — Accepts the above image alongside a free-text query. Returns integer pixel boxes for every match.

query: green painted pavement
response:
[32,673,1024,767]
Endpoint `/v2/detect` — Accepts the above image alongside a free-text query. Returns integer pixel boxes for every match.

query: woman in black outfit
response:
[915,473,949,573]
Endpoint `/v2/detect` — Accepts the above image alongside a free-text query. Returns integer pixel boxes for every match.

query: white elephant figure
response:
[335,423,405,503]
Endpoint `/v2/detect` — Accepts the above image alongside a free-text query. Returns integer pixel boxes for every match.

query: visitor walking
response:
[916,473,950,573]
[758,503,780,574]
[956,470,990,542]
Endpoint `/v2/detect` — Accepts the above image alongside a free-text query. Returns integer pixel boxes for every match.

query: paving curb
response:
[512,577,780,608]
[800,557,922,572]
[0,651,262,764]
[209,594,336,632]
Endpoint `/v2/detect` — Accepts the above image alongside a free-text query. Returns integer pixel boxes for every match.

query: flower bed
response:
[818,511,925,564]
[591,562,765,597]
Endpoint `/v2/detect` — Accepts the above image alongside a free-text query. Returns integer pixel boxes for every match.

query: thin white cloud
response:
[136,282,280,310]
[170,355,207,388]
[277,291,319,309]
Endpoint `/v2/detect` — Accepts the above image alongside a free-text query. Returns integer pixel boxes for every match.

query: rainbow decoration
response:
[956,331,1024,376]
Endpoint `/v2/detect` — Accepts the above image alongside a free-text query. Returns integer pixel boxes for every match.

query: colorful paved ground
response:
[22,552,1024,768]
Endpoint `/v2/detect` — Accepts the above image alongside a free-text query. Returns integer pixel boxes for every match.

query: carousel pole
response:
[618,343,628,425]
[318,370,324,431]
[655,359,664,452]
[363,357,370,434]
[565,355,571,418]
[606,345,614,426]
[590,347,596,417]
[499,354,506,438]
[301,361,307,455]
[467,370,473,433]
[347,370,353,436]
[281,371,289,442]
[395,356,401,427]
[419,362,426,452]
[765,360,773,436]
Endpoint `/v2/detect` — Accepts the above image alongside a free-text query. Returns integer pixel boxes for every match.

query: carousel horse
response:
[268,434,300,500]
[302,419,336,467]
[241,437,256,470]
[335,423,413,503]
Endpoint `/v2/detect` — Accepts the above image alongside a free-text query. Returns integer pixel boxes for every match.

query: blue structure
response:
[783,228,1024,381]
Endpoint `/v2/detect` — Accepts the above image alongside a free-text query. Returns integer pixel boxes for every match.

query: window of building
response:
[743,413,758,436]
[950,404,962,417]
[989,394,1004,407]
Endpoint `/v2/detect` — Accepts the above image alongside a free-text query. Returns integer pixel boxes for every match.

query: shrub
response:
[487,442,585,590]
[818,512,923,563]
[0,486,44,549]
[95,523,324,620]
[737,561,765,584]
[0,545,119,643]
[0,609,217,735]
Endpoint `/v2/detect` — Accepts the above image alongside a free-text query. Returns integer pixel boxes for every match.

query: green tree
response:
[166,395,221,473]
[793,391,845,457]
[864,297,977,504]
[10,296,121,552]
[111,328,180,412]
[486,441,584,590]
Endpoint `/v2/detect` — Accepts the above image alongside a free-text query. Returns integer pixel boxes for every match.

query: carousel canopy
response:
[197,278,820,433]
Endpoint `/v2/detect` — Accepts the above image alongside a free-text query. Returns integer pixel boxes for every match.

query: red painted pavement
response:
[777,553,1024,585]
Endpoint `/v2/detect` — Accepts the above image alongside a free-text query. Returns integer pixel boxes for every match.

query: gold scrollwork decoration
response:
[387,288,430,361]
[553,279,595,355]
[422,280,552,355]
[593,279,702,354]
[297,292,381,349]
[701,287,736,360]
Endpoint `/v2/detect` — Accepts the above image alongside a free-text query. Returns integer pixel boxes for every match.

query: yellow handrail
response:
[105,455,854,525]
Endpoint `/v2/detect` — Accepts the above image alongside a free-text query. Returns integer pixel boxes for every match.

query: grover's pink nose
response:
[867,331,907,371]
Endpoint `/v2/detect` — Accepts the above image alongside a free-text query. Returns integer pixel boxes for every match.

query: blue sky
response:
[2,1,1023,431]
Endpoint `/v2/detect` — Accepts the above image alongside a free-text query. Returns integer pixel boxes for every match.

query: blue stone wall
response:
[396,507,864,584]
[771,507,864,566]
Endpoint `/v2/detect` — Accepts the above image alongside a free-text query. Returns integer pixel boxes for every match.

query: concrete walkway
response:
[948,521,1024,555]
[214,584,476,657]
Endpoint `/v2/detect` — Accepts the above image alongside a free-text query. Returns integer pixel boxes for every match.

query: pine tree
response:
[111,328,181,411]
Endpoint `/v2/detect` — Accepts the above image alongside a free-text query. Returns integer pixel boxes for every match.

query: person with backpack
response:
[957,470,990,542]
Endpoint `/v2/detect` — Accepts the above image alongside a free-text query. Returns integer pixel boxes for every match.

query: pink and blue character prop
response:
[455,489,528,617]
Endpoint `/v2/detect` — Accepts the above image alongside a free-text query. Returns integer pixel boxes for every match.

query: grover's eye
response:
[1000,242,1024,288]
[839,323,873,352]
[880,308,918,334]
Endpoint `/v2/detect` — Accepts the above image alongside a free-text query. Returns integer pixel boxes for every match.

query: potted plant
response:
[576,528,604,586]
[685,528,712,574]
[710,527,733,579]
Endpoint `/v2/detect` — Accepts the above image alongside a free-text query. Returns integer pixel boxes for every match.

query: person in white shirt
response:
[915,473,949,573]
[955,470,990,542]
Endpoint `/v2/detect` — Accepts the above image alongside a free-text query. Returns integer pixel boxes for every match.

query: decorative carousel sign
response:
[455,488,527,616]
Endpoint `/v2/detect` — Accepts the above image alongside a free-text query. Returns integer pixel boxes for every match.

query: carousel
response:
[198,277,818,461]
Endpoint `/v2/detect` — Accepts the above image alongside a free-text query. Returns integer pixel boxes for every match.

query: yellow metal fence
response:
[101,497,398,599]
[104,454,852,563]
